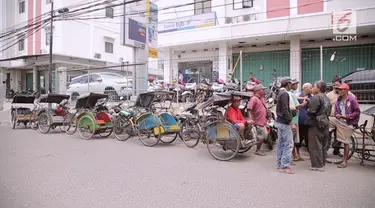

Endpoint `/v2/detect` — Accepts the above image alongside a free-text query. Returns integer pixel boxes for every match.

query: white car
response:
[67,72,133,100]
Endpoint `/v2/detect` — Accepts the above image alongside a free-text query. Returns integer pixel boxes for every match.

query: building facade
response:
[0,0,163,96]
[158,0,375,86]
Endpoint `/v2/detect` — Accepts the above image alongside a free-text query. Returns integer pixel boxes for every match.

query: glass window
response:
[89,74,101,83]
[46,0,52,4]
[80,75,89,84]
[233,0,253,10]
[105,7,114,18]
[19,1,25,14]
[100,73,125,80]
[70,77,81,84]
[46,32,51,45]
[18,38,25,51]
[105,42,113,54]
[195,0,211,15]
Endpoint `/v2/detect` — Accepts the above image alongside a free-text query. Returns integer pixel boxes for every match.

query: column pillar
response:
[163,47,173,84]
[290,35,302,87]
[0,68,4,111]
[33,67,38,91]
[58,67,67,94]
[219,42,230,82]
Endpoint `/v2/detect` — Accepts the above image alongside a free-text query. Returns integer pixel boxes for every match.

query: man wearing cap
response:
[275,77,308,174]
[327,77,357,156]
[226,97,252,140]
[330,83,360,168]
[247,84,268,156]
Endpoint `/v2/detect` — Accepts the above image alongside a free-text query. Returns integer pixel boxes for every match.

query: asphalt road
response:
[0,109,374,208]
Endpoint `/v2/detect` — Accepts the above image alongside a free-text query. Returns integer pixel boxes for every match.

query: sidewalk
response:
[0,101,11,112]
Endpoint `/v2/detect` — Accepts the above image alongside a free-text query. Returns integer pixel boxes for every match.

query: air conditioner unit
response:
[94,53,101,59]
[243,14,251,22]
[225,17,232,24]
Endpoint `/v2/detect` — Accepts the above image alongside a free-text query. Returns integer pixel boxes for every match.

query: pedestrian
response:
[330,83,360,168]
[247,84,268,156]
[288,78,302,162]
[276,77,307,174]
[327,77,357,156]
[296,83,313,155]
[306,81,331,171]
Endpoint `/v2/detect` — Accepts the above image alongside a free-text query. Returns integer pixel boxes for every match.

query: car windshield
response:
[100,73,125,80]
[343,70,375,82]
[70,77,81,84]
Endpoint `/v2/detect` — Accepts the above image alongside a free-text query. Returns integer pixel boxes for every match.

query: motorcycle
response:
[181,79,197,103]
[264,98,277,150]
[265,69,281,104]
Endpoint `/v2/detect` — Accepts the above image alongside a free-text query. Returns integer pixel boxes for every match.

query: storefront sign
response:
[159,12,217,34]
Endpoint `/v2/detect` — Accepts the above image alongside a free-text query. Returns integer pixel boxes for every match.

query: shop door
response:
[26,73,33,90]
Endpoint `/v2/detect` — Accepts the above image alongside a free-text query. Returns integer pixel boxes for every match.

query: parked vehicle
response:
[265,69,281,104]
[327,69,375,103]
[67,72,132,101]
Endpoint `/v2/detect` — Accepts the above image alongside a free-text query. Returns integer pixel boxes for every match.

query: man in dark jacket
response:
[276,77,308,174]
[306,81,331,171]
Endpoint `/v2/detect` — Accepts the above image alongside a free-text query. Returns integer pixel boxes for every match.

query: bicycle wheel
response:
[206,121,240,161]
[180,118,201,148]
[160,134,178,144]
[63,113,77,135]
[38,112,51,134]
[325,130,356,164]
[113,117,133,141]
[138,118,161,147]
[77,115,95,140]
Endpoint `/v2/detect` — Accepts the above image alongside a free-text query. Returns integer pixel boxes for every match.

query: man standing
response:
[247,84,268,156]
[306,81,331,171]
[288,78,301,161]
[296,83,313,155]
[275,77,306,174]
[331,83,360,168]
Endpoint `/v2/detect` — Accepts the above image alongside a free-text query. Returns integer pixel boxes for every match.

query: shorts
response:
[234,123,242,130]
[255,125,267,139]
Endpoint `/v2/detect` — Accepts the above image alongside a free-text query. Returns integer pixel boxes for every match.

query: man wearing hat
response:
[226,96,252,140]
[331,83,360,168]
[247,84,268,156]
[289,78,302,161]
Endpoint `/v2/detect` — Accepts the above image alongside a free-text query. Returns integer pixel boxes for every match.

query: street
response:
[0,109,374,208]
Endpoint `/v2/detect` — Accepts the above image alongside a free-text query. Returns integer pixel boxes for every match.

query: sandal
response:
[337,163,348,168]
[254,151,266,156]
[279,168,295,174]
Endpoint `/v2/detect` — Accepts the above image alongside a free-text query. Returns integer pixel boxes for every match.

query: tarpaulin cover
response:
[39,93,70,104]
[75,93,108,109]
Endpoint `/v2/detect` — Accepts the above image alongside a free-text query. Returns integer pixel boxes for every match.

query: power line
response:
[0,21,51,53]
[0,0,118,35]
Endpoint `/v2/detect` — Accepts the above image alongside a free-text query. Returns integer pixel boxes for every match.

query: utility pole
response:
[48,1,54,93]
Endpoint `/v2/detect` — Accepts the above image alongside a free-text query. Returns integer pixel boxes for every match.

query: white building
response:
[157,0,375,86]
[0,0,162,95]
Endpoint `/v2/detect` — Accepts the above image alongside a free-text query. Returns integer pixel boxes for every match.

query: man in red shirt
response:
[247,84,268,156]
[226,97,251,140]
